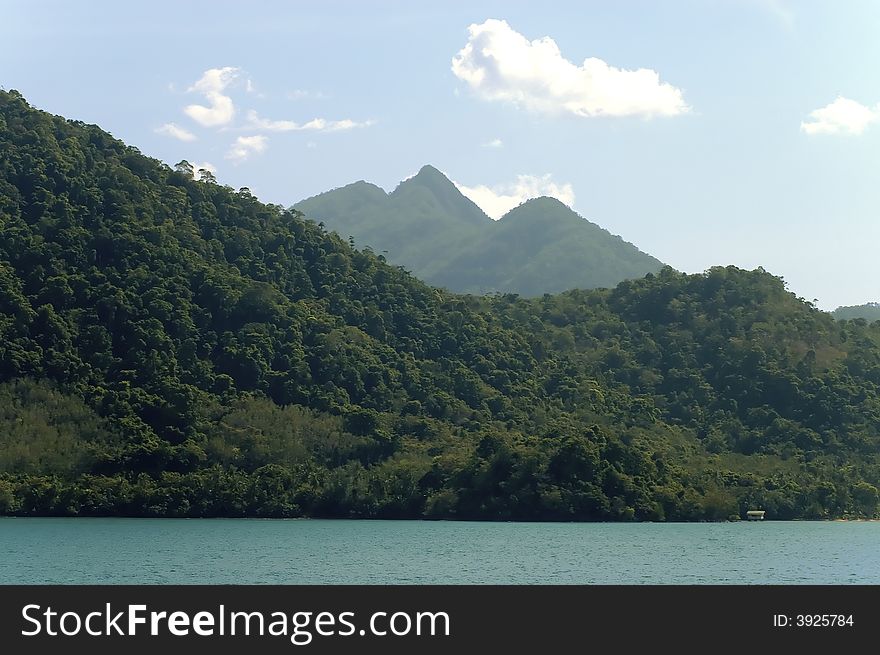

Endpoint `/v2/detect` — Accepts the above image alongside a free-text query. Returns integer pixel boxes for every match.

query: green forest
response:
[2,89,880,521]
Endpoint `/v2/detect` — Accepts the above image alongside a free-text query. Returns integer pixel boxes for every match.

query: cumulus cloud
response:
[155,122,196,142]
[184,67,239,127]
[801,96,879,135]
[245,110,373,132]
[455,174,575,219]
[452,19,689,118]
[225,135,268,162]
[483,138,504,148]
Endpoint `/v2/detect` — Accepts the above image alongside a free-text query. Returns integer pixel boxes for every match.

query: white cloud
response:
[192,162,217,180]
[225,135,268,162]
[184,67,239,127]
[483,138,504,148]
[287,89,327,100]
[243,78,268,99]
[246,110,373,132]
[801,96,879,135]
[155,122,196,142]
[452,19,689,118]
[455,174,575,219]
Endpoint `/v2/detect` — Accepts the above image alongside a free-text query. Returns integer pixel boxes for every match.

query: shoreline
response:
[2,515,879,523]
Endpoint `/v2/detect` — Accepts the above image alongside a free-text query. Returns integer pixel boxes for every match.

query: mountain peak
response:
[416,164,445,177]
[518,196,572,211]
[396,164,456,193]
[295,179,387,214]
[392,164,490,225]
[500,195,581,225]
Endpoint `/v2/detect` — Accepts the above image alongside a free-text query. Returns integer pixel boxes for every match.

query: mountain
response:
[432,197,664,296]
[2,89,880,521]
[833,303,880,322]
[294,168,664,295]
[294,166,488,280]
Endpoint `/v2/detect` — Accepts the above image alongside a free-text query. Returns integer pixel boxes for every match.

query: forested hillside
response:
[2,89,879,520]
[294,167,664,295]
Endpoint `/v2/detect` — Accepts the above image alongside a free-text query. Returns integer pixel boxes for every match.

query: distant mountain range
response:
[833,303,880,322]
[293,165,664,296]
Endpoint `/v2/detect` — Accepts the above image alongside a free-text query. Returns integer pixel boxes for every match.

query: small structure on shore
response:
[746,510,766,521]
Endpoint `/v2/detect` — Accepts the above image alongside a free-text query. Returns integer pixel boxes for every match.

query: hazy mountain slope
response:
[431,197,665,295]
[833,303,880,322]
[294,165,489,277]
[295,170,663,295]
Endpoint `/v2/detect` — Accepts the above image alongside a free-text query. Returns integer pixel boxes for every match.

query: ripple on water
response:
[1,519,879,584]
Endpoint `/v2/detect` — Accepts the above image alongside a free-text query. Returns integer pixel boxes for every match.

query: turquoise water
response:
[0,518,876,584]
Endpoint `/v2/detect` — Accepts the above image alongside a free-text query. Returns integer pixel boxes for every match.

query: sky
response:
[2,0,879,310]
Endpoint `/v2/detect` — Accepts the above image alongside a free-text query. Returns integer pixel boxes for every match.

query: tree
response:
[174,160,194,178]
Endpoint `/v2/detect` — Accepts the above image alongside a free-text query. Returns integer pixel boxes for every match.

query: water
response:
[0,518,876,584]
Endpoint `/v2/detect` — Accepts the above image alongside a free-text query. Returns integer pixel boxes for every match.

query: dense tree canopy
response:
[1,89,879,520]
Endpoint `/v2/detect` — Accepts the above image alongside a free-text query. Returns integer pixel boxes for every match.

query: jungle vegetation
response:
[1,89,879,521]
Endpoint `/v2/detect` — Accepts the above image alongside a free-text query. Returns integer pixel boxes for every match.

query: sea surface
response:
[0,518,876,584]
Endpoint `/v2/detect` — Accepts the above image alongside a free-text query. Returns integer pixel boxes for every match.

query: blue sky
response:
[3,0,879,309]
